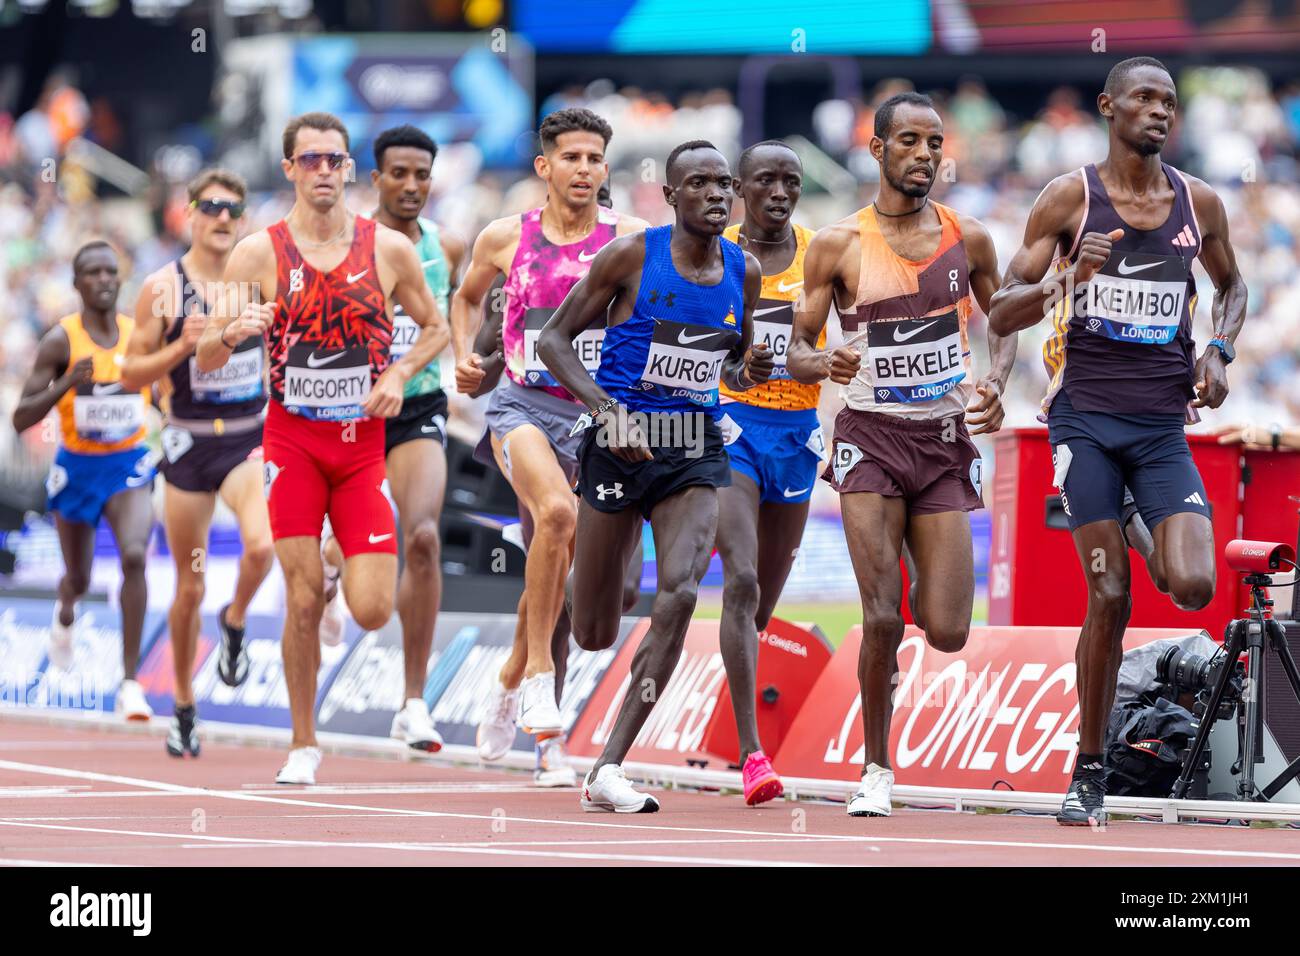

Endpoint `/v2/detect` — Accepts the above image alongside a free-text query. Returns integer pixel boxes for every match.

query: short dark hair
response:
[737,139,799,179]
[373,125,438,171]
[538,108,613,153]
[1104,56,1172,98]
[874,92,936,140]
[187,168,247,203]
[282,111,350,160]
[666,139,719,182]
[72,240,115,275]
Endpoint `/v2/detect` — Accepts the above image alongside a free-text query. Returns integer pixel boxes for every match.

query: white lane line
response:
[0,820,823,868]
[0,856,129,868]
[4,759,1299,862]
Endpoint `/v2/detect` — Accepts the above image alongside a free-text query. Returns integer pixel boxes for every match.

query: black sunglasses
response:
[192,198,245,219]
[293,151,350,171]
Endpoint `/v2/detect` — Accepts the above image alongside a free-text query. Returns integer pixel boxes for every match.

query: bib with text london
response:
[639,318,740,407]
[189,347,264,405]
[73,381,145,443]
[522,307,604,387]
[282,344,371,420]
[866,310,966,404]
[751,298,795,380]
[1084,251,1188,345]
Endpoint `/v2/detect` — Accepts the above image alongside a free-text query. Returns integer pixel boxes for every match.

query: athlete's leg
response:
[217,457,274,629]
[754,500,810,628]
[162,484,217,706]
[715,473,764,761]
[1071,520,1132,755]
[1149,513,1215,611]
[277,535,325,748]
[386,438,447,699]
[903,510,975,653]
[589,487,717,775]
[339,553,398,631]
[841,491,908,769]
[569,501,643,654]
[492,427,575,677]
[54,516,96,626]
[101,484,154,678]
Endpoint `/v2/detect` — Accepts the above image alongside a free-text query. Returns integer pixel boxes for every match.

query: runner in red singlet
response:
[196,112,448,784]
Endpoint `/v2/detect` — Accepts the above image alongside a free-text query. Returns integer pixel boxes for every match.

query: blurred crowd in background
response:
[3,64,1299,482]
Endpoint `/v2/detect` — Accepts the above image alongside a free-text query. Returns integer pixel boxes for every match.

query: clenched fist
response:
[1074,228,1124,284]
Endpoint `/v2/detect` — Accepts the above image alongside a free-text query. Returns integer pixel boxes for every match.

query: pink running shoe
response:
[742,751,784,806]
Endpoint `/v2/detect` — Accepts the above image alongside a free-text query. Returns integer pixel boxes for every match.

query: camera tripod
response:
[1171,573,1300,801]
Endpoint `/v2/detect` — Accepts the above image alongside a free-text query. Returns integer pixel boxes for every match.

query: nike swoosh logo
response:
[306,351,346,368]
[678,330,718,345]
[578,250,598,262]
[753,306,789,317]
[346,270,368,283]
[776,280,803,292]
[1115,258,1161,276]
[893,321,937,343]
[91,383,122,395]
[368,533,393,544]
[783,486,811,497]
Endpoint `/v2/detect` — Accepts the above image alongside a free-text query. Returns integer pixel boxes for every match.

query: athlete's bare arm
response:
[120,268,198,391]
[1186,178,1246,409]
[719,250,772,392]
[12,326,83,434]
[450,216,520,389]
[787,220,860,386]
[961,215,1016,434]
[196,232,276,374]
[439,231,467,288]
[368,228,449,417]
[988,174,1096,336]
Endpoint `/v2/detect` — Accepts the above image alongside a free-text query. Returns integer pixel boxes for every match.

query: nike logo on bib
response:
[306,351,346,368]
[92,382,122,395]
[678,330,719,345]
[578,250,598,262]
[753,306,788,317]
[1115,258,1161,276]
[776,280,803,293]
[893,321,937,343]
[347,270,368,283]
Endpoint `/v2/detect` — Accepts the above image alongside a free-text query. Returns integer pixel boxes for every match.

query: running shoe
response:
[847,763,894,817]
[48,602,76,671]
[742,750,784,806]
[165,704,200,757]
[391,697,443,753]
[216,602,249,687]
[534,736,578,788]
[115,679,153,722]
[477,681,520,762]
[518,671,563,735]
[319,587,346,647]
[275,746,322,785]
[1057,763,1108,827]
[581,764,659,813]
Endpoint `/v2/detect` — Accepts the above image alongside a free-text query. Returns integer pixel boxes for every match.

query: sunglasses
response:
[293,151,350,171]
[192,198,245,219]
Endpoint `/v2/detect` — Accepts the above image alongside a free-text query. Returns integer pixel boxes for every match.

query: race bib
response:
[718,412,743,446]
[189,346,263,404]
[522,308,604,387]
[751,299,795,380]
[1082,252,1188,345]
[161,425,195,464]
[867,310,966,405]
[282,345,371,421]
[805,425,828,461]
[639,319,739,406]
[389,311,421,360]
[73,382,144,444]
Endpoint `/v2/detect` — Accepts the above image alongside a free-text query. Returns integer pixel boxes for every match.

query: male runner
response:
[196,111,448,784]
[712,140,820,805]
[451,108,647,754]
[538,140,771,812]
[13,241,157,721]
[318,125,464,752]
[989,57,1245,825]
[787,93,1015,818]
[122,169,271,758]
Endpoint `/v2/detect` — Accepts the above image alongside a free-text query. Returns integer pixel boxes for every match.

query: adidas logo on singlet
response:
[1171,224,1196,248]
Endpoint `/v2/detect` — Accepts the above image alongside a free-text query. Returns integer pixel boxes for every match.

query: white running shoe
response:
[319,587,346,647]
[115,679,153,722]
[275,746,322,785]
[534,736,578,788]
[391,698,443,752]
[847,763,894,817]
[477,681,520,762]
[581,764,659,813]
[518,671,563,735]
[48,603,76,670]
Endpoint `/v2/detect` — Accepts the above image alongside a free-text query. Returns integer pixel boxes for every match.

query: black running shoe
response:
[1057,766,1107,826]
[165,704,200,758]
[216,602,249,688]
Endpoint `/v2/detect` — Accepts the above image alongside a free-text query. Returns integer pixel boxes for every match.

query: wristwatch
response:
[1208,337,1235,364]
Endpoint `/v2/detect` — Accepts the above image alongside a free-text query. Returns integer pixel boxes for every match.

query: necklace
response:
[872,199,929,218]
[289,214,351,248]
[738,228,793,245]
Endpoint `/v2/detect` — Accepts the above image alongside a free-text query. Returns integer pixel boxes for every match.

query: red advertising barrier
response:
[567,617,832,768]
[773,625,1190,792]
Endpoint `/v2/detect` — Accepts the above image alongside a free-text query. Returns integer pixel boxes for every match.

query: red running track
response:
[2,718,1299,867]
